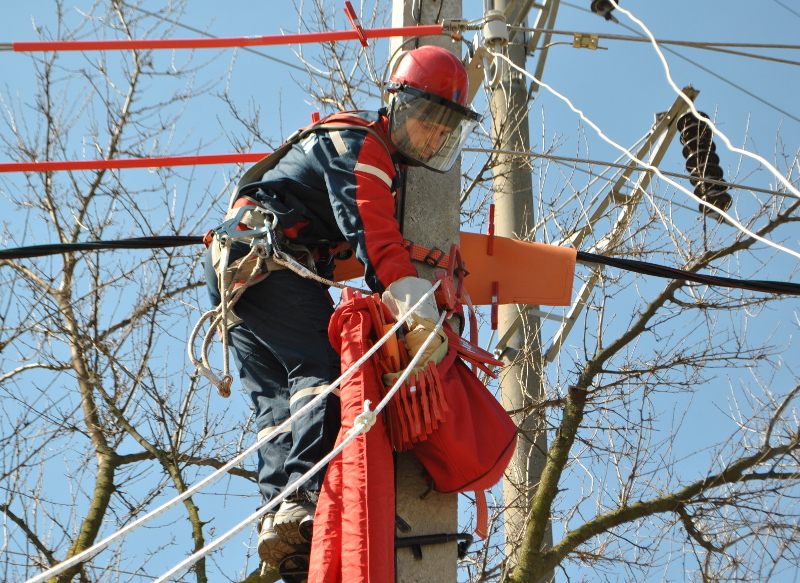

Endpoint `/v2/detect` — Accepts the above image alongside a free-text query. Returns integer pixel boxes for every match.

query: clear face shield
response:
[386,85,481,173]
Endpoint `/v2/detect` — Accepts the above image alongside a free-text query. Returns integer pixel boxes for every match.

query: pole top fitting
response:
[482,10,509,49]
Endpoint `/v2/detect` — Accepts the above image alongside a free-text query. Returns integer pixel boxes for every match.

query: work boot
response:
[257,513,296,568]
[274,489,317,545]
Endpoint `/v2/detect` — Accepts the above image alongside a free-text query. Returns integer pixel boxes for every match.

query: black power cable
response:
[578,251,800,295]
[1,235,798,296]
[0,236,202,260]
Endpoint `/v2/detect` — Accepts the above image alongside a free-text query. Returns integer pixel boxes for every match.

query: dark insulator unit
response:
[676,111,732,218]
[591,0,619,20]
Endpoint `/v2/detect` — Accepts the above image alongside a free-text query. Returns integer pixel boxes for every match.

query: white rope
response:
[272,249,370,292]
[488,51,800,262]
[187,241,266,398]
[609,0,800,201]
[153,311,447,583]
[23,281,440,583]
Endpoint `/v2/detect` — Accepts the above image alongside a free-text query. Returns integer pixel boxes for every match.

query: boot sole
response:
[273,516,314,545]
[258,536,296,567]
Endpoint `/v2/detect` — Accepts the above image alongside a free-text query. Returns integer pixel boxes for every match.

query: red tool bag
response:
[359,241,519,531]
[363,290,517,496]
[409,245,517,495]
[408,343,516,495]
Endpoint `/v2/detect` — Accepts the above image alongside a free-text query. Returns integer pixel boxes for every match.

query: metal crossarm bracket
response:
[493,306,572,358]
[545,87,700,363]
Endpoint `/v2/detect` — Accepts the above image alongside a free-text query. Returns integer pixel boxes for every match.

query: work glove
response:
[382,276,448,366]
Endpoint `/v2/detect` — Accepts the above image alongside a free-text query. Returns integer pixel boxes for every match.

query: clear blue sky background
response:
[1,1,798,581]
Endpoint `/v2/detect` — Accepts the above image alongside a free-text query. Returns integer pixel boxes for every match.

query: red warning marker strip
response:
[0,153,268,173]
[344,2,369,47]
[8,24,443,53]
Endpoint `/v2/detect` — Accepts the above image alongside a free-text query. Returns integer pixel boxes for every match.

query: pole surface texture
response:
[391,0,462,581]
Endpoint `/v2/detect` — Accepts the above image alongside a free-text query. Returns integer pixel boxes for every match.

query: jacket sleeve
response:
[319,129,417,294]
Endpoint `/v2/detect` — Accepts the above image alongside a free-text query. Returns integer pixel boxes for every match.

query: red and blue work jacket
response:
[234,111,416,294]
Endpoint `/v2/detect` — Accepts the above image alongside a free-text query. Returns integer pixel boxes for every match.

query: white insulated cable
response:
[153,311,447,583]
[607,0,800,201]
[489,51,800,262]
[23,281,441,583]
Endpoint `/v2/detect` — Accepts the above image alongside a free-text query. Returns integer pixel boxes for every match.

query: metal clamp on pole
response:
[572,32,601,50]
[395,533,474,560]
[440,19,473,35]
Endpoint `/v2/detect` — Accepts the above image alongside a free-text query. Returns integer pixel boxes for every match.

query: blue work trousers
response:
[205,249,341,503]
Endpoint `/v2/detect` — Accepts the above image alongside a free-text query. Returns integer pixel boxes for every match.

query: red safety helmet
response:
[385,46,481,172]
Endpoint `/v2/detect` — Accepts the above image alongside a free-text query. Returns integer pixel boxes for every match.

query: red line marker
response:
[11,25,443,52]
[344,2,369,47]
[487,203,495,256]
[0,153,269,173]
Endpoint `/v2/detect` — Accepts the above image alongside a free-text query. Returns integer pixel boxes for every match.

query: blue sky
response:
[1,1,799,582]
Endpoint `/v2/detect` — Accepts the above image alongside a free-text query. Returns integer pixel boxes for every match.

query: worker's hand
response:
[382,277,448,366]
[404,316,448,364]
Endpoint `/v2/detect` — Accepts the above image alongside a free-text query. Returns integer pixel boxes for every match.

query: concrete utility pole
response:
[486,0,557,573]
[391,1,461,582]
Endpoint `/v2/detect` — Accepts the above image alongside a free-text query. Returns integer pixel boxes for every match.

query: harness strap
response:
[402,240,450,268]
[231,112,395,207]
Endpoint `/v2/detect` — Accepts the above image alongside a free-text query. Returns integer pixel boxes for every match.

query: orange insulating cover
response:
[333,232,577,306]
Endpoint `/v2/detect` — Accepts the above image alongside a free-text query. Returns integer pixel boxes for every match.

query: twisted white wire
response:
[609,0,800,201]
[23,282,440,583]
[489,51,800,262]
[153,311,447,583]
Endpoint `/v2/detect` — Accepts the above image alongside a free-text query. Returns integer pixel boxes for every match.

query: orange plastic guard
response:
[458,232,576,306]
[333,232,577,306]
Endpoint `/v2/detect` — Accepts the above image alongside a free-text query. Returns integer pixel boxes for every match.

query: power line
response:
[658,44,800,125]
[4,24,444,53]
[559,1,800,124]
[2,147,793,201]
[126,3,311,73]
[0,236,202,260]
[3,235,799,296]
[772,0,800,20]
[510,26,800,51]
[688,45,800,68]
[463,148,799,200]
[577,251,800,295]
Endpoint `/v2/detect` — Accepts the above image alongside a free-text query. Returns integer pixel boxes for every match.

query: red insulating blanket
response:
[308,296,395,583]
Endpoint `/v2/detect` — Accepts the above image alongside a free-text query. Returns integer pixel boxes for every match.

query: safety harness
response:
[188,112,400,397]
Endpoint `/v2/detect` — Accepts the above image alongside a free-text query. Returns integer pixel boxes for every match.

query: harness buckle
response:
[423,247,446,267]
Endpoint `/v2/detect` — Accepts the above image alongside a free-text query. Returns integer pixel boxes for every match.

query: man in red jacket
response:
[204,45,480,573]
